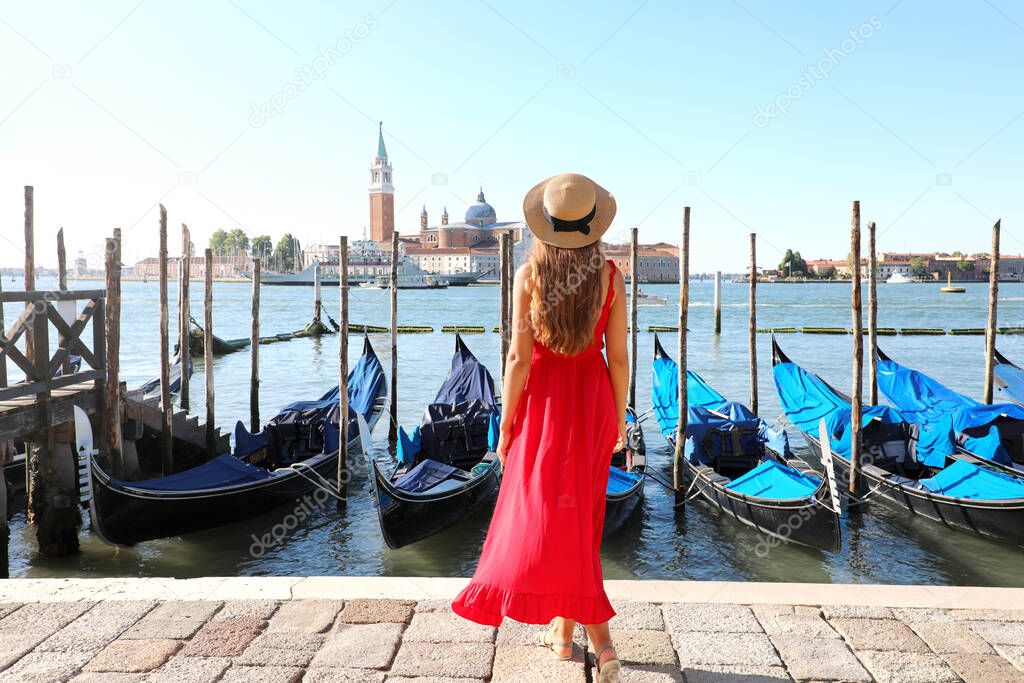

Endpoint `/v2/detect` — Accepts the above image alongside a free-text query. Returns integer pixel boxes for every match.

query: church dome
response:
[465,189,497,226]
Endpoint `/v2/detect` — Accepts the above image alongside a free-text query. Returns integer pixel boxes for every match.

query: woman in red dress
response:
[452,173,628,682]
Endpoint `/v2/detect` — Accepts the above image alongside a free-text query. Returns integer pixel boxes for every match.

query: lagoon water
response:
[6,275,1024,585]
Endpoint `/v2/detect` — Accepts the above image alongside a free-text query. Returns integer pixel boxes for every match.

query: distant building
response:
[404,247,500,280]
[369,123,395,244]
[417,190,524,249]
[303,243,340,268]
[133,254,251,280]
[604,242,680,283]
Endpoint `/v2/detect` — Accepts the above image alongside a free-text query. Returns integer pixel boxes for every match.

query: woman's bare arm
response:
[496,264,535,462]
[604,268,629,433]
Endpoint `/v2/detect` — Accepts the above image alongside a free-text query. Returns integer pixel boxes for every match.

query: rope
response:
[287,462,347,502]
[847,481,887,507]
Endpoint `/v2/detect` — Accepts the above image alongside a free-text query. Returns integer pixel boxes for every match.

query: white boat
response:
[627,288,668,306]
[886,273,914,284]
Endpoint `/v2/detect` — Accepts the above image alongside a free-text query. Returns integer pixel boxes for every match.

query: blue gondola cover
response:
[725,459,820,500]
[393,459,462,494]
[607,467,640,495]
[919,459,1024,500]
[433,335,497,407]
[111,454,271,492]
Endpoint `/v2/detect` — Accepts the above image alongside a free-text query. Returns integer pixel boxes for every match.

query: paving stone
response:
[671,631,781,667]
[942,652,1024,683]
[147,656,231,683]
[752,604,838,639]
[0,603,22,620]
[309,622,405,670]
[679,665,790,683]
[238,631,326,666]
[38,601,156,653]
[769,635,871,681]
[336,598,415,624]
[662,603,763,634]
[0,639,43,670]
[820,604,894,619]
[381,678,480,683]
[219,665,303,683]
[908,621,994,654]
[616,664,685,682]
[993,643,1024,671]
[414,599,455,613]
[178,615,265,657]
[268,600,343,634]
[69,674,147,682]
[893,607,955,623]
[0,601,95,640]
[857,650,960,683]
[84,638,182,672]
[967,620,1024,646]
[611,601,665,630]
[303,669,386,682]
[609,629,677,667]
[214,599,280,621]
[120,601,221,639]
[495,619,587,649]
[490,644,584,682]
[1,649,93,682]
[391,641,496,679]
[829,617,929,652]
[403,611,496,643]
[951,609,1024,622]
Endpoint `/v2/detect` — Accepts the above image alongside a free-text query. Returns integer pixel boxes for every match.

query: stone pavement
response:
[0,579,1022,681]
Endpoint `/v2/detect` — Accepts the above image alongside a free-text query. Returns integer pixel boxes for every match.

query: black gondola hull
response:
[603,473,645,537]
[370,459,500,549]
[90,450,342,546]
[802,432,1024,546]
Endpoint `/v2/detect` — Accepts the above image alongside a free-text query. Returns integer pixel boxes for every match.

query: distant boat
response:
[886,272,914,284]
[627,288,668,306]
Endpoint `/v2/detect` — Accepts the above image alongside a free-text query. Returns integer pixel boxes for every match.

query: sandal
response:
[592,642,621,682]
[535,629,573,660]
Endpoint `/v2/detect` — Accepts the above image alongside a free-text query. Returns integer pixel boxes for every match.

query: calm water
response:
[6,276,1024,584]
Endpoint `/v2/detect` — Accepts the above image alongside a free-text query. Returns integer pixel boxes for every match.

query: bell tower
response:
[369,122,395,244]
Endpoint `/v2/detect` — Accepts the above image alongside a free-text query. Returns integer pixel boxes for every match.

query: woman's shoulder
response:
[607,260,625,291]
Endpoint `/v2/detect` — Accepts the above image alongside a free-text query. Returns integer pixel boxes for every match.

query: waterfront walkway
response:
[1,578,1022,682]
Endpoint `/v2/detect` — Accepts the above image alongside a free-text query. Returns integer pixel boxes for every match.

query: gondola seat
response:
[919,460,1024,500]
[393,459,469,494]
[110,455,271,492]
[607,467,640,495]
[419,400,493,469]
[724,459,820,500]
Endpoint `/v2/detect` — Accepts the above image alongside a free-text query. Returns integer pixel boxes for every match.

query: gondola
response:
[137,353,193,402]
[603,408,647,536]
[369,334,502,549]
[993,347,1024,407]
[772,339,1024,545]
[652,335,840,551]
[88,337,388,545]
[875,347,1024,474]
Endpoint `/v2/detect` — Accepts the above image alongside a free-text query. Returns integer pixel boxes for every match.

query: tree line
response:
[208,229,303,272]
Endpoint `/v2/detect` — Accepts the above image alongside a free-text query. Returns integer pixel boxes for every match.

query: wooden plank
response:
[628,226,639,409]
[0,387,101,437]
[0,290,106,303]
[204,249,215,456]
[180,224,191,412]
[984,219,1001,404]
[337,236,348,507]
[45,300,99,374]
[250,257,260,433]
[104,234,123,477]
[159,205,172,474]
[849,201,863,495]
[0,370,103,403]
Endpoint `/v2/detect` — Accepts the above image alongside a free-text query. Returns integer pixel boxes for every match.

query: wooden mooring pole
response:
[104,232,123,477]
[204,249,215,456]
[179,225,191,412]
[24,186,34,363]
[673,208,690,507]
[868,220,878,405]
[250,258,261,433]
[57,228,71,377]
[498,231,510,375]
[984,219,1002,404]
[749,233,758,415]
[337,236,350,509]
[628,226,639,409]
[850,201,863,495]
[713,270,722,334]
[388,232,399,445]
[505,234,514,327]
[158,206,173,475]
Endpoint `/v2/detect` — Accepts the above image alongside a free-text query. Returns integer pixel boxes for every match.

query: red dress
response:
[452,261,619,626]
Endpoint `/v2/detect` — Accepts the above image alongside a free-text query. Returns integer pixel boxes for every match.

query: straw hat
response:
[523,173,616,249]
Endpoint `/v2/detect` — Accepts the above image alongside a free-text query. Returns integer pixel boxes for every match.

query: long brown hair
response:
[527,240,607,356]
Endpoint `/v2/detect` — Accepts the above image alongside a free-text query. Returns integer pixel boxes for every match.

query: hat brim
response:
[523,175,616,249]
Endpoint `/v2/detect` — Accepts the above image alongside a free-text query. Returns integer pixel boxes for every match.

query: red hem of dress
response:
[451,582,616,627]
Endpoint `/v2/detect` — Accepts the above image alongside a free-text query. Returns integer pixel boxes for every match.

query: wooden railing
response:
[0,290,106,402]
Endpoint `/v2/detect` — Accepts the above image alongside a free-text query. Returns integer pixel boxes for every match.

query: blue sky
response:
[2,0,1023,271]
